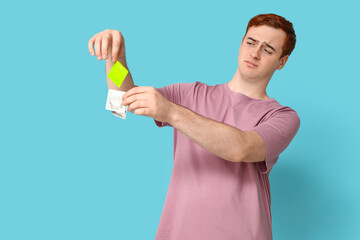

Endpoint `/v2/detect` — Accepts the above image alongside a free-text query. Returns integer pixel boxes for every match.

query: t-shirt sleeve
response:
[154,82,194,128]
[250,107,300,174]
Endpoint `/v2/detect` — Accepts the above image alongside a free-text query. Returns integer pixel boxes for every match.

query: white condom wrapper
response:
[105,89,128,119]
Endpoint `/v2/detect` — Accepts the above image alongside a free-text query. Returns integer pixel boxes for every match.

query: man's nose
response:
[250,47,261,59]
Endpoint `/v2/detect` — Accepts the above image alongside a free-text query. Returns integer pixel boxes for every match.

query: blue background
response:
[1,0,359,239]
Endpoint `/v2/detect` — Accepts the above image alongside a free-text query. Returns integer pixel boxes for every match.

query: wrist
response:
[106,57,127,67]
[167,102,181,126]
[117,57,127,66]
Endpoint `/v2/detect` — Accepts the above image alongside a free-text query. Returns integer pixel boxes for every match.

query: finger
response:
[88,35,96,56]
[101,34,110,59]
[123,87,151,100]
[133,108,149,116]
[111,33,121,63]
[95,37,102,60]
[127,100,147,112]
[122,93,148,106]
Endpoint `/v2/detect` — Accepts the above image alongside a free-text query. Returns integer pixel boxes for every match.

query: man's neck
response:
[227,68,271,100]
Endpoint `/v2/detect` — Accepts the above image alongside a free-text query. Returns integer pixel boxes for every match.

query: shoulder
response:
[191,81,225,94]
[251,100,301,137]
[262,99,300,122]
[261,102,301,139]
[271,103,300,124]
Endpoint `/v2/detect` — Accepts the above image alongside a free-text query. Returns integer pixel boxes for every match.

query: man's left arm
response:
[168,102,266,163]
[121,86,265,163]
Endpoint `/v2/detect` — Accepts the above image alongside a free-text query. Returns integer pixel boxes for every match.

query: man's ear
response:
[277,55,289,70]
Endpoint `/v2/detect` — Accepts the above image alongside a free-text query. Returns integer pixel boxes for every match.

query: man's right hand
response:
[88,29,126,63]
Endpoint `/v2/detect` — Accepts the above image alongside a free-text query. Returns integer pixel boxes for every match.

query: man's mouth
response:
[245,61,258,67]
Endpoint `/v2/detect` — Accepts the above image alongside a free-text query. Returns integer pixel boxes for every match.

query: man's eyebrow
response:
[264,43,276,52]
[247,37,258,42]
[246,37,277,53]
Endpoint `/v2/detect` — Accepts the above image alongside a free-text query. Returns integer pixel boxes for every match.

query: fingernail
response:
[103,55,107,59]
[112,58,116,62]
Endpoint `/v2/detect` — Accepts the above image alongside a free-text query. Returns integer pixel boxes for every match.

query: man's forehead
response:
[245,25,286,44]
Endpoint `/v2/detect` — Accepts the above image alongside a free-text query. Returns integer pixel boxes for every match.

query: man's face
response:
[238,25,288,81]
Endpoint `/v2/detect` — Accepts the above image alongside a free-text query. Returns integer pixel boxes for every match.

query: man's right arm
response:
[105,57,137,92]
[88,29,137,92]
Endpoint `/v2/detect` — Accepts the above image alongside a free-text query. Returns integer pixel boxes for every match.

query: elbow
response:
[231,149,247,163]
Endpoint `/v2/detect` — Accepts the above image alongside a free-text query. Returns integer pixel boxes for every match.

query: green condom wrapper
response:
[108,61,129,87]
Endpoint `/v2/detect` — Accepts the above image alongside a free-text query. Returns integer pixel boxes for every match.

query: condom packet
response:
[108,61,128,87]
[105,89,128,119]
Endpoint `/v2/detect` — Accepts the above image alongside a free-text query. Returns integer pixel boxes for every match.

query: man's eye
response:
[247,42,254,45]
[264,49,273,54]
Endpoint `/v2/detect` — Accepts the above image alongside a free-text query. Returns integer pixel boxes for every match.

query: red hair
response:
[245,13,296,58]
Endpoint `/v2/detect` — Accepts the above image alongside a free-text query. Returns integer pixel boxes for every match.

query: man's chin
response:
[239,70,261,81]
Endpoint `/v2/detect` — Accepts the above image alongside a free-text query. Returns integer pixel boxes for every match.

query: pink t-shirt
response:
[154,81,300,240]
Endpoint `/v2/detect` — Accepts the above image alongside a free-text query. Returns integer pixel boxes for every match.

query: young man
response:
[88,13,300,240]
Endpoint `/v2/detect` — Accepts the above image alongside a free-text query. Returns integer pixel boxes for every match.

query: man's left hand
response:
[122,86,175,123]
